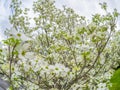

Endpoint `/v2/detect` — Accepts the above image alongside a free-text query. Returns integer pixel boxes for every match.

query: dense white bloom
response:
[104,72,112,79]
[54,63,70,76]
[21,43,31,50]
[100,55,105,64]
[49,88,58,90]
[97,83,107,90]
[81,44,92,51]
[24,52,35,59]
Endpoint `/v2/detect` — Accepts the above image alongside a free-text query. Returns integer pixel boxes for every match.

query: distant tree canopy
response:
[0,0,120,90]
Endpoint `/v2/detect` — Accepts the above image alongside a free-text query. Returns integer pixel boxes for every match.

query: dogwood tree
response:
[0,0,119,90]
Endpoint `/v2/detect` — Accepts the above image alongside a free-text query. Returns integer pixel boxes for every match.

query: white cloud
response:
[0,26,5,41]
[0,0,11,41]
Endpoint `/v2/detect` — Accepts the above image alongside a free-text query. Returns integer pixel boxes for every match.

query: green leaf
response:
[109,69,120,90]
[99,2,107,11]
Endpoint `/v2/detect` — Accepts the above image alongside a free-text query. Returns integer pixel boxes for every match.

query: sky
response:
[0,0,120,41]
